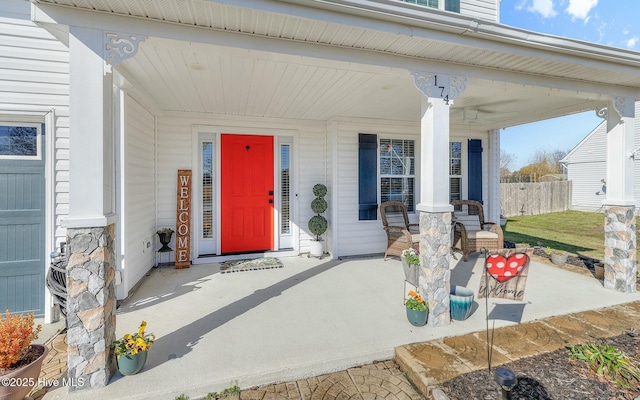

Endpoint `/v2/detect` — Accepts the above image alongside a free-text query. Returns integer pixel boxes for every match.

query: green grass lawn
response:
[502,210,639,261]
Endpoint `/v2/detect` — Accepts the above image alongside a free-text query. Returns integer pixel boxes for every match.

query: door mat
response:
[220,257,283,273]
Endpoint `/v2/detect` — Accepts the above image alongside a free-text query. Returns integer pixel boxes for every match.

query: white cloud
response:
[596,21,607,42]
[626,36,638,49]
[566,0,598,20]
[527,0,557,18]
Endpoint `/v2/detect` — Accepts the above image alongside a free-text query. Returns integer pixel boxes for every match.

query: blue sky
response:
[498,0,639,170]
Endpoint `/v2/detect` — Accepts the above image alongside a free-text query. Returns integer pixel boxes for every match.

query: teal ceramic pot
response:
[116,351,148,376]
[406,307,428,326]
[450,286,474,321]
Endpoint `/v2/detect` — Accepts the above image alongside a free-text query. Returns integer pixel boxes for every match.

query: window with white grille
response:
[202,142,213,239]
[450,141,462,204]
[380,138,415,212]
[280,144,291,235]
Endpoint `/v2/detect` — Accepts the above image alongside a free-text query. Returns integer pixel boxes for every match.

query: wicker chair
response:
[379,201,420,260]
[451,200,503,261]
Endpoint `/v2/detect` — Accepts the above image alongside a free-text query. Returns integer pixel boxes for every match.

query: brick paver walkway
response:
[29,333,68,400]
[223,361,425,400]
[30,338,424,400]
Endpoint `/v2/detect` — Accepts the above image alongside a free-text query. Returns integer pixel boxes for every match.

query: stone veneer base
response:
[418,211,452,327]
[66,224,117,391]
[603,205,637,293]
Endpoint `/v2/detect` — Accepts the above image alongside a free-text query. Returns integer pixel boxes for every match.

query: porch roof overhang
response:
[32,0,640,128]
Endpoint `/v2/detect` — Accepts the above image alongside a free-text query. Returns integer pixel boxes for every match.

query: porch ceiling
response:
[119,38,606,128]
[33,0,640,128]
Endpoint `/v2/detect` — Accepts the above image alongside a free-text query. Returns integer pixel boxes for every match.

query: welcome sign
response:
[478,248,533,301]
[175,169,191,269]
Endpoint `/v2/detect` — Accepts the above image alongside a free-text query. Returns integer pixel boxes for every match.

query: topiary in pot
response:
[308,184,328,257]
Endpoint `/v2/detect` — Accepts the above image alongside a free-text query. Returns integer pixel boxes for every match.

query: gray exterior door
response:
[0,123,45,316]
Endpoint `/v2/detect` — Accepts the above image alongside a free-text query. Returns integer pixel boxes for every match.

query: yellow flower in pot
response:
[113,321,155,375]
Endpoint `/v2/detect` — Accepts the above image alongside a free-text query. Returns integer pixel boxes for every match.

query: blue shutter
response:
[468,139,482,203]
[359,134,378,220]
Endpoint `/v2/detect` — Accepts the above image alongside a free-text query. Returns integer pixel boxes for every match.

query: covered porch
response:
[30,0,640,392]
[44,254,640,400]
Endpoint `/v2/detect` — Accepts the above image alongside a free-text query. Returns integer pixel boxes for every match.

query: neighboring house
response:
[561,101,640,213]
[1,3,639,387]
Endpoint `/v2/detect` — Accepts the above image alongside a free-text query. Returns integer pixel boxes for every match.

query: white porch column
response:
[603,97,637,293]
[64,26,118,391]
[487,129,501,223]
[411,72,467,327]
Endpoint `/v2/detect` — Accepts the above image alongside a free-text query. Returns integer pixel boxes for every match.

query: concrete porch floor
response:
[42,252,640,400]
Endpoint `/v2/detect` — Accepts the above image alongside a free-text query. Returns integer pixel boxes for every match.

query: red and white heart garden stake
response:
[486,253,528,283]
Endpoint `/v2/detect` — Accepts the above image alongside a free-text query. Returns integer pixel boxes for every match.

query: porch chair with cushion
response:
[451,200,503,261]
[379,201,420,260]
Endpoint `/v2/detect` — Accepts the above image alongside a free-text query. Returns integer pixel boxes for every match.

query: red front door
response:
[221,134,274,253]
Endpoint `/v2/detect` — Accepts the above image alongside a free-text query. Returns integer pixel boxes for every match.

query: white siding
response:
[565,102,640,214]
[122,94,156,298]
[0,0,70,248]
[156,113,326,257]
[634,102,640,206]
[330,119,493,257]
[564,122,607,212]
[298,126,327,254]
[333,119,421,257]
[460,0,498,22]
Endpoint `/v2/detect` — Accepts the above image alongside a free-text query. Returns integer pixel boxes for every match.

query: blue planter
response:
[406,307,428,326]
[116,351,148,376]
[450,286,474,321]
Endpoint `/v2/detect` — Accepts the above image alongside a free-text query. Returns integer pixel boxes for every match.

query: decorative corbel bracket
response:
[104,32,146,66]
[595,106,607,119]
[410,71,467,105]
[613,97,635,119]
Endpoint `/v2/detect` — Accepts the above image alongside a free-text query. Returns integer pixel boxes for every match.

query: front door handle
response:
[269,190,274,196]
[268,199,273,204]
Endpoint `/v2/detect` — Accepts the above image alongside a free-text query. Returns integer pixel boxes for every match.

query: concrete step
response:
[395,300,640,399]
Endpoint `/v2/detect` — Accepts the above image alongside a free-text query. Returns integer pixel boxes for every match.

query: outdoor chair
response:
[451,200,503,261]
[379,201,420,260]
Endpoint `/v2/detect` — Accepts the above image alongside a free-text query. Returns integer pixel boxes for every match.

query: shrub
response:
[568,341,640,388]
[0,310,42,369]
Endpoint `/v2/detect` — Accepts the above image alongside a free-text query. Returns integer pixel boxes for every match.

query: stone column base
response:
[418,211,452,326]
[604,205,637,293]
[66,225,117,390]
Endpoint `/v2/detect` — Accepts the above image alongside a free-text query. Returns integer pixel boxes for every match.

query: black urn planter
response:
[157,231,173,252]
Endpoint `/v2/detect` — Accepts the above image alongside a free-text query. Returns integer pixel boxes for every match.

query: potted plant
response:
[405,290,428,326]
[545,247,568,266]
[401,247,420,287]
[308,183,328,258]
[450,285,475,321]
[593,262,605,280]
[156,228,174,252]
[0,310,47,400]
[499,213,507,227]
[113,321,155,376]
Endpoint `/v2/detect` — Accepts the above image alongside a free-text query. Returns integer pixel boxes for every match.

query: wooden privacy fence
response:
[500,181,572,217]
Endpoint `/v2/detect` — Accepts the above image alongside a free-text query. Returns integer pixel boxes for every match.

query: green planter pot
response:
[116,351,148,376]
[406,307,428,326]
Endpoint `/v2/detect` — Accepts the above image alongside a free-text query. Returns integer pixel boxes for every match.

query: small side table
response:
[156,248,174,267]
